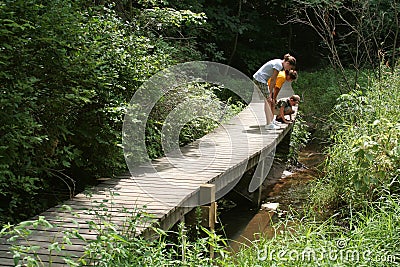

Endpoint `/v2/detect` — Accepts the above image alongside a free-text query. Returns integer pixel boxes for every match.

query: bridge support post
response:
[257,159,265,208]
[184,184,217,228]
[200,184,217,258]
[199,184,217,228]
[185,184,217,258]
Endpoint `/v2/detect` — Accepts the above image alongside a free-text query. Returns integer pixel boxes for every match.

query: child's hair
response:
[283,53,296,67]
[290,94,301,102]
[285,69,298,81]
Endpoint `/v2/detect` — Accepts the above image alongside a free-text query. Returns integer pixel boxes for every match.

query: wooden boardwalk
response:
[0,84,297,266]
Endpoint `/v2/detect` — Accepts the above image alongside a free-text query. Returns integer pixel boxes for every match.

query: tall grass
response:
[311,66,400,211]
[6,197,398,266]
[233,195,400,266]
[294,68,344,134]
[294,67,375,139]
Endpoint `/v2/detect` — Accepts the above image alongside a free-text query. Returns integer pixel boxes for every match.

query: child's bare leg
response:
[270,99,276,121]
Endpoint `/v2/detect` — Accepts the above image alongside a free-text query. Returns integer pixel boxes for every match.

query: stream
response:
[217,139,325,251]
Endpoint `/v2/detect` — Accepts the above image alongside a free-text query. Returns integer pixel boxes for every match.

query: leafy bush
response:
[0,0,209,223]
[288,112,311,166]
[294,68,345,131]
[311,66,400,210]
[144,82,245,159]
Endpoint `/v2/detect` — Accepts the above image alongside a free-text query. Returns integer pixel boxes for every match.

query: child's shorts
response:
[253,79,269,98]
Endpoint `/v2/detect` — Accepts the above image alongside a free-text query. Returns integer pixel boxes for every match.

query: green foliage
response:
[311,66,400,210]
[0,0,210,223]
[233,195,400,266]
[89,215,227,266]
[1,201,230,266]
[202,0,296,72]
[0,205,77,266]
[294,0,400,85]
[288,112,311,165]
[95,0,213,62]
[3,195,400,266]
[145,82,245,159]
[293,67,377,138]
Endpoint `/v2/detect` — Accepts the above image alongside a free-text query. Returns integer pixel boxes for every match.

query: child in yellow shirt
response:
[268,69,298,123]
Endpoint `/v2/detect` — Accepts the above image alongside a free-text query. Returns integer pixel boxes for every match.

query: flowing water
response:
[217,140,325,251]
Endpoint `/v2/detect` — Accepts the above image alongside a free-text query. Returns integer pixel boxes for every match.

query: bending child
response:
[274,95,301,124]
[268,69,298,118]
